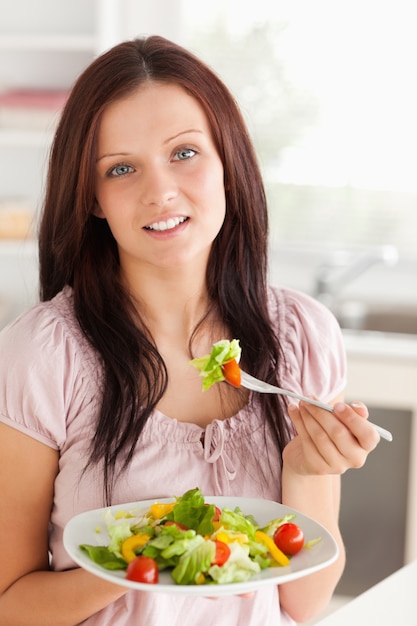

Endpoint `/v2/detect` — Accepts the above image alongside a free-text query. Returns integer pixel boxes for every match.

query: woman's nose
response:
[139,165,178,207]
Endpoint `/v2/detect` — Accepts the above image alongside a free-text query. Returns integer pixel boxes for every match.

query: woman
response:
[0,36,379,625]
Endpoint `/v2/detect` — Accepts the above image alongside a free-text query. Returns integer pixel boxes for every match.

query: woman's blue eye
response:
[173,148,196,161]
[109,164,134,177]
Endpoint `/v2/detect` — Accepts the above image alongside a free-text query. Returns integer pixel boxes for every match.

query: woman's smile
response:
[143,215,189,233]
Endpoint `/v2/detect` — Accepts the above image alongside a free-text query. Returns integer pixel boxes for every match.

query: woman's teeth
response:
[145,216,187,231]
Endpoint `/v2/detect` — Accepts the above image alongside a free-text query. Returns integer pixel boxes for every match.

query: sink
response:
[358,311,417,335]
[335,303,417,336]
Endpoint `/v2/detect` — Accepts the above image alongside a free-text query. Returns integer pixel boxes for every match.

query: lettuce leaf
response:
[260,514,296,538]
[208,543,261,583]
[219,507,258,540]
[106,520,134,558]
[79,544,127,570]
[166,487,216,535]
[171,538,215,585]
[102,507,151,558]
[190,339,241,391]
[142,531,203,571]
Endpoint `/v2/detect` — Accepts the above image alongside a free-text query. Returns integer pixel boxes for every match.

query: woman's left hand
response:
[284,399,380,476]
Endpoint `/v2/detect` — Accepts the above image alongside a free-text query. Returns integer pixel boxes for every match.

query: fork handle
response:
[283,391,334,411]
[281,392,392,441]
[241,375,334,411]
[240,377,392,441]
[272,391,392,441]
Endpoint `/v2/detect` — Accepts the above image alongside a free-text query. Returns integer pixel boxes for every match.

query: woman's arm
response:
[279,395,379,623]
[0,423,127,626]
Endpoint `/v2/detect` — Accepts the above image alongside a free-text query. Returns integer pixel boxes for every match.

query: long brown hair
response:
[39,36,290,501]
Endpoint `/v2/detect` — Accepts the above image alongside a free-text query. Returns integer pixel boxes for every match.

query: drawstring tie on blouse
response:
[202,421,236,491]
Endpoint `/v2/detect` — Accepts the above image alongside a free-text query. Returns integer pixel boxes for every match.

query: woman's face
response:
[94,82,226,279]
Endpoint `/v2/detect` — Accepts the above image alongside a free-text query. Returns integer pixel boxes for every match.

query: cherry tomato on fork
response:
[126,555,159,584]
[221,359,241,387]
[273,523,304,556]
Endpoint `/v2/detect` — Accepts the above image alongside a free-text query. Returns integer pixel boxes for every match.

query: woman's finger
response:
[293,401,377,472]
[332,402,380,452]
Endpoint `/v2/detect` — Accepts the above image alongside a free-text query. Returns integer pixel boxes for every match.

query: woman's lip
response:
[144,216,189,232]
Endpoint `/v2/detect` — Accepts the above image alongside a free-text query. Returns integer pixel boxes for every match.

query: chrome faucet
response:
[314,245,399,309]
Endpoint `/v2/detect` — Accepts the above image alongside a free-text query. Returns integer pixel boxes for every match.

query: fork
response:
[239,370,393,442]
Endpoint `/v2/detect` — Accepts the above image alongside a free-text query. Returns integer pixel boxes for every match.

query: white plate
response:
[63,496,338,597]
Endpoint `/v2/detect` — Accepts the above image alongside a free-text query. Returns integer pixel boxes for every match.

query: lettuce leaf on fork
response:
[189,339,241,391]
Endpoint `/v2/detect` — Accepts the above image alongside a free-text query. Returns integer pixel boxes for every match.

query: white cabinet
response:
[0,0,121,89]
[0,0,126,324]
[335,332,417,597]
[0,0,122,236]
[343,334,417,565]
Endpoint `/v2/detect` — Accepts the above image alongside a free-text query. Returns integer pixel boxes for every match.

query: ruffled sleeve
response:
[0,289,98,449]
[269,286,347,403]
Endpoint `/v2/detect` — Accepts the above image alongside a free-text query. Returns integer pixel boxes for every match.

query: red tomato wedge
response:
[273,522,304,556]
[205,503,221,522]
[212,505,221,522]
[126,555,159,584]
[164,521,189,531]
[211,540,231,566]
[222,359,241,387]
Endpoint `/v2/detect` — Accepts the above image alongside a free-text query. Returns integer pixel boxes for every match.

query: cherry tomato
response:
[222,359,241,387]
[205,503,222,522]
[211,540,231,566]
[125,555,159,584]
[273,523,304,556]
[164,521,189,531]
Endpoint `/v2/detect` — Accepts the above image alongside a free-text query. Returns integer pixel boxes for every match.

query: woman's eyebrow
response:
[96,129,204,162]
[96,151,132,163]
[164,128,203,144]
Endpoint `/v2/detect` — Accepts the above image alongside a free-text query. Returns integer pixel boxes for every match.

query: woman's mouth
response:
[144,216,188,232]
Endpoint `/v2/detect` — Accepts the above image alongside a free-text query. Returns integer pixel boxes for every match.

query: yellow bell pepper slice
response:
[115,509,133,520]
[121,533,151,563]
[150,502,176,519]
[255,530,290,567]
[215,530,248,545]
[195,572,206,585]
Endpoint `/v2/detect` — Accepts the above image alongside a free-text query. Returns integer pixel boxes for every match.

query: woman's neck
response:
[122,262,212,341]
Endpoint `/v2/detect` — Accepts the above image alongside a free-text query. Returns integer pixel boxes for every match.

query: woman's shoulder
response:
[267,284,346,401]
[0,287,100,449]
[0,286,96,371]
[267,284,340,336]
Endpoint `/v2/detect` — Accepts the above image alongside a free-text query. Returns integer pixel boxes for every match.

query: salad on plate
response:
[79,488,316,587]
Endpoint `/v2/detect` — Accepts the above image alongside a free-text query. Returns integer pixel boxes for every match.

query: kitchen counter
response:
[315,560,417,625]
[342,327,417,361]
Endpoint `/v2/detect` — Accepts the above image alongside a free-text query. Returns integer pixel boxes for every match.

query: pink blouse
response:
[0,285,346,626]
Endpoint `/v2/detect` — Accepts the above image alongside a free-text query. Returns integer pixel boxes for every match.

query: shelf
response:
[0,33,96,51]
[0,0,122,221]
[0,128,53,147]
[0,238,37,256]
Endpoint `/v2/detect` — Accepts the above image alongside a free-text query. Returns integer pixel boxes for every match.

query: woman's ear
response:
[92,200,105,219]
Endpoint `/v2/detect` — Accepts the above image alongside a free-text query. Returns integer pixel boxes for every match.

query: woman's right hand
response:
[284,396,380,477]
